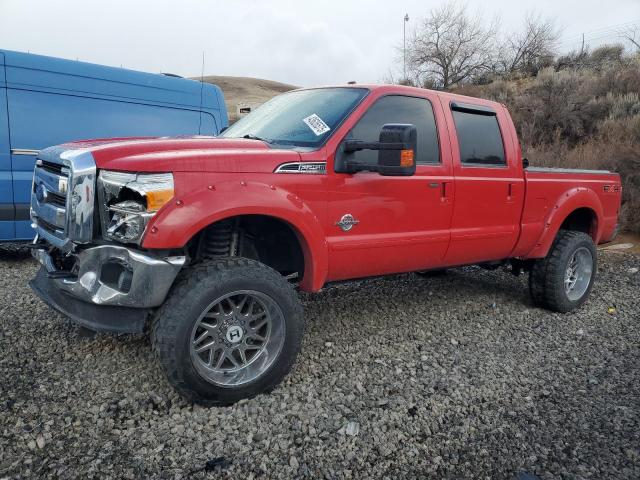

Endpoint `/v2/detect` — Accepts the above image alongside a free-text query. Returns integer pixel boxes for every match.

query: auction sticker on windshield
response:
[303,114,330,136]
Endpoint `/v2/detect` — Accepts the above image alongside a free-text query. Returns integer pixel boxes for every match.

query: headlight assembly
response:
[97,171,174,244]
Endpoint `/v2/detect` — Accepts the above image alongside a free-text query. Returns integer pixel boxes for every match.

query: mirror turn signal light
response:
[400,149,415,167]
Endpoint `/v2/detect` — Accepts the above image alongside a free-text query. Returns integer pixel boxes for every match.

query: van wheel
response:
[152,257,304,406]
[0,242,32,257]
[529,230,597,312]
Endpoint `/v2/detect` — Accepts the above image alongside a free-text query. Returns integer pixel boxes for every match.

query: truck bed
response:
[516,167,622,258]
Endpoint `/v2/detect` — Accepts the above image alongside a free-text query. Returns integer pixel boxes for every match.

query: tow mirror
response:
[338,124,417,176]
[376,124,417,176]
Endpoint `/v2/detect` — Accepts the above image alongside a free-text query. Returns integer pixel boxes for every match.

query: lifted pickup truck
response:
[29,85,621,405]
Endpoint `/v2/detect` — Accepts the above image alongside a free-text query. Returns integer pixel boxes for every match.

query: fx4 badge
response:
[336,214,360,232]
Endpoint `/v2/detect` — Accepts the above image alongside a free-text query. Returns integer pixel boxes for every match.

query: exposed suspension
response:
[201,219,239,257]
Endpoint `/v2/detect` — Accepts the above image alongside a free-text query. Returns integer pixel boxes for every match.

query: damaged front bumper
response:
[29,244,185,333]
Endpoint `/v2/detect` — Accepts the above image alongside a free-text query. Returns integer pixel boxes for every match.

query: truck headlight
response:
[97,171,174,244]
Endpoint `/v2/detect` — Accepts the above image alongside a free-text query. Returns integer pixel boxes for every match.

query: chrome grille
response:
[39,160,66,175]
[31,146,96,251]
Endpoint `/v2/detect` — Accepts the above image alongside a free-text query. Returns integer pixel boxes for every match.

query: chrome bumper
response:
[32,245,185,308]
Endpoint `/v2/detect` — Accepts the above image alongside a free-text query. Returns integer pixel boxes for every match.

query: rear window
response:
[452,108,505,166]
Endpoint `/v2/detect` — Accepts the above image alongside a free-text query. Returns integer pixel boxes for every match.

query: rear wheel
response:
[529,230,597,312]
[152,257,304,406]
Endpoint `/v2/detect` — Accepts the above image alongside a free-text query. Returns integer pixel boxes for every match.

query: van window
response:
[452,109,505,166]
[7,90,203,151]
[349,95,440,165]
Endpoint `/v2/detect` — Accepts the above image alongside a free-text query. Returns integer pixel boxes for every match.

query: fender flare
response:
[525,187,604,258]
[142,180,329,291]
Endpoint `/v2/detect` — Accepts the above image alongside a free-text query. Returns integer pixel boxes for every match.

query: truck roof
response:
[295,84,503,110]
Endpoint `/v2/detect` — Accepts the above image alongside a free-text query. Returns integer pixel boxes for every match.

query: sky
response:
[0,0,638,87]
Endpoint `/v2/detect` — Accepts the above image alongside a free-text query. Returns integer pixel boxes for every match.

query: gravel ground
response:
[0,252,639,479]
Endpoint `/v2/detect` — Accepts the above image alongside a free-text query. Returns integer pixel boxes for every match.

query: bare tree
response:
[617,25,640,51]
[381,69,416,86]
[500,13,561,75]
[405,2,498,89]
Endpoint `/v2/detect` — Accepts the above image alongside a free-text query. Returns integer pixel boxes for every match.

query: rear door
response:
[0,52,13,240]
[441,100,524,265]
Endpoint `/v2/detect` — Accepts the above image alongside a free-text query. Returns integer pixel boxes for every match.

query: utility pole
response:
[404,13,409,81]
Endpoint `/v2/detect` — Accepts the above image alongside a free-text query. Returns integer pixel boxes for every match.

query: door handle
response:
[441,181,449,202]
[428,181,450,201]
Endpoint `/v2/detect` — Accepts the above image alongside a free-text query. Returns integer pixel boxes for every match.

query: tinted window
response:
[452,109,506,166]
[349,96,440,165]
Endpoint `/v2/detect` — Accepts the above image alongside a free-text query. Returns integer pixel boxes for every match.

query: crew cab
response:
[28,85,622,406]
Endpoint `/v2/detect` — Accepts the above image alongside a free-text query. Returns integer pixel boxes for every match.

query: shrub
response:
[516,68,601,144]
[597,115,640,143]
[585,58,640,97]
[616,154,640,234]
[477,79,515,104]
[607,92,640,119]
[588,45,626,71]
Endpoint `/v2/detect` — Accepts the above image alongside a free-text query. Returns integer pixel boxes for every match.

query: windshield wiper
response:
[242,134,271,143]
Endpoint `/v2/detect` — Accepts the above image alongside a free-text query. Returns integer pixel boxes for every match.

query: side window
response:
[349,95,440,165]
[452,107,506,166]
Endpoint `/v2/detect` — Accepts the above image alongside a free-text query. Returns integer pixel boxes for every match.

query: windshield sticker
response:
[303,114,330,136]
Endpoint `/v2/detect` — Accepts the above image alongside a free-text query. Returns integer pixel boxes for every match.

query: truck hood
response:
[50,136,302,173]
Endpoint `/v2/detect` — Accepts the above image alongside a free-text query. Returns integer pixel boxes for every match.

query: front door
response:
[325,94,454,282]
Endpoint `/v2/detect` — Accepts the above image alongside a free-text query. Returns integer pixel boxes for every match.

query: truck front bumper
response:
[29,245,185,333]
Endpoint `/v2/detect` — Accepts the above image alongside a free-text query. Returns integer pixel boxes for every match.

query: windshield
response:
[220,87,368,148]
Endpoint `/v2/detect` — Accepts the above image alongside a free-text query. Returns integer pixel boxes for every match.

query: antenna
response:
[198,51,205,134]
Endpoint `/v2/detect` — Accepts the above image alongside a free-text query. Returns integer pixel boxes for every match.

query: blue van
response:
[0,49,228,242]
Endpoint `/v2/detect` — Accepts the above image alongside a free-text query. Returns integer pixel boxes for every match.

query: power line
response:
[562,24,640,45]
[562,35,638,50]
[561,19,640,43]
[560,23,640,51]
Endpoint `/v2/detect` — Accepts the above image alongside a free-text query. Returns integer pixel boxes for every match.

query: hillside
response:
[200,75,297,122]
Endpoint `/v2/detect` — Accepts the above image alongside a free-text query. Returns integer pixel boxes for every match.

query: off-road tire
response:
[529,230,597,313]
[152,257,304,406]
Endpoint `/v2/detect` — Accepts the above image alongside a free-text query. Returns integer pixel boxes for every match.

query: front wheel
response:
[529,230,597,312]
[152,258,304,406]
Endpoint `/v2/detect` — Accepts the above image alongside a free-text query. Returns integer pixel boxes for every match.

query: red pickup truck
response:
[29,85,621,405]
